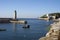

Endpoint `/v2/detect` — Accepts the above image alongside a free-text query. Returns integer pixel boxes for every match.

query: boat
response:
[0,28,6,31]
[22,25,30,28]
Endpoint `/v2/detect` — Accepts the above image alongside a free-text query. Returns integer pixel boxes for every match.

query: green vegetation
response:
[40,14,48,18]
[49,13,60,19]
[49,13,60,16]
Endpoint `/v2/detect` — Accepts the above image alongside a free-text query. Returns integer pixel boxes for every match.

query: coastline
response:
[39,19,60,40]
[38,18,49,20]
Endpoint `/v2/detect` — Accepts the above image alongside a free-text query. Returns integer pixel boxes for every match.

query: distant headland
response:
[39,13,60,20]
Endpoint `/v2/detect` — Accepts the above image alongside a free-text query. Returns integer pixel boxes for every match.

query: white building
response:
[46,14,56,20]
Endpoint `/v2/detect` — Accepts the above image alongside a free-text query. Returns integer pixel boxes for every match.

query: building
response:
[46,14,56,20]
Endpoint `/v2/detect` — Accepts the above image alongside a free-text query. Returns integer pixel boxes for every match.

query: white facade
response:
[46,14,49,17]
[46,14,56,20]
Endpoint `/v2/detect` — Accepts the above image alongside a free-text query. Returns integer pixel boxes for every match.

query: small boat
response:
[22,25,30,28]
[0,28,6,31]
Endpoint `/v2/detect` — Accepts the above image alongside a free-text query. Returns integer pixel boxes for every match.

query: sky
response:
[0,0,60,18]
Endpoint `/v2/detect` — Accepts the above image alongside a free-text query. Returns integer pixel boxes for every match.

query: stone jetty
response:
[39,19,60,40]
[0,18,13,23]
[0,10,27,24]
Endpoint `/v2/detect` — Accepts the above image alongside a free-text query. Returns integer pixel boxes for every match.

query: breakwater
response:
[0,18,12,23]
[0,18,26,24]
[39,19,60,40]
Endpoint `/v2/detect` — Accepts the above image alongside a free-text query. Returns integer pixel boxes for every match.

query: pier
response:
[10,10,27,24]
[0,18,12,23]
[0,10,27,24]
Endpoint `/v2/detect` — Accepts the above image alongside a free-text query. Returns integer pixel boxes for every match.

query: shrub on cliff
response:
[40,14,48,18]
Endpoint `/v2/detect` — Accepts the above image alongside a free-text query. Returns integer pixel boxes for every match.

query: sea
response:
[0,18,53,40]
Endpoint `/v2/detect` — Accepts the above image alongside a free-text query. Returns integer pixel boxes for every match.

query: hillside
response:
[40,13,60,19]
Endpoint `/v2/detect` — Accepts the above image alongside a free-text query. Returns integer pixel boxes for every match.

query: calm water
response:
[0,18,53,40]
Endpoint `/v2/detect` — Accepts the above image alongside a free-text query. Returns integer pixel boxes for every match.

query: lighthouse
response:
[15,10,17,19]
[14,10,17,20]
[11,10,27,24]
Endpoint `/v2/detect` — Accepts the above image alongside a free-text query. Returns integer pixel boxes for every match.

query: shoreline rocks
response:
[39,20,60,40]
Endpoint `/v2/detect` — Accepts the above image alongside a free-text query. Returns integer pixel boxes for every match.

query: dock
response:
[0,18,12,23]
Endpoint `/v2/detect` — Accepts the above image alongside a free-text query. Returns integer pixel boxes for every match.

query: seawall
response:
[39,19,60,40]
[0,18,27,24]
[0,18,12,23]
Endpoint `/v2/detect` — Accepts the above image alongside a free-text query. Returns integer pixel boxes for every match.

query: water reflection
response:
[12,23,28,40]
[13,23,17,40]
[13,23,17,32]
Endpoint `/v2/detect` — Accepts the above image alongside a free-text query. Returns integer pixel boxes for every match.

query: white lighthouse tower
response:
[14,10,17,20]
[46,14,49,17]
[13,10,17,20]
